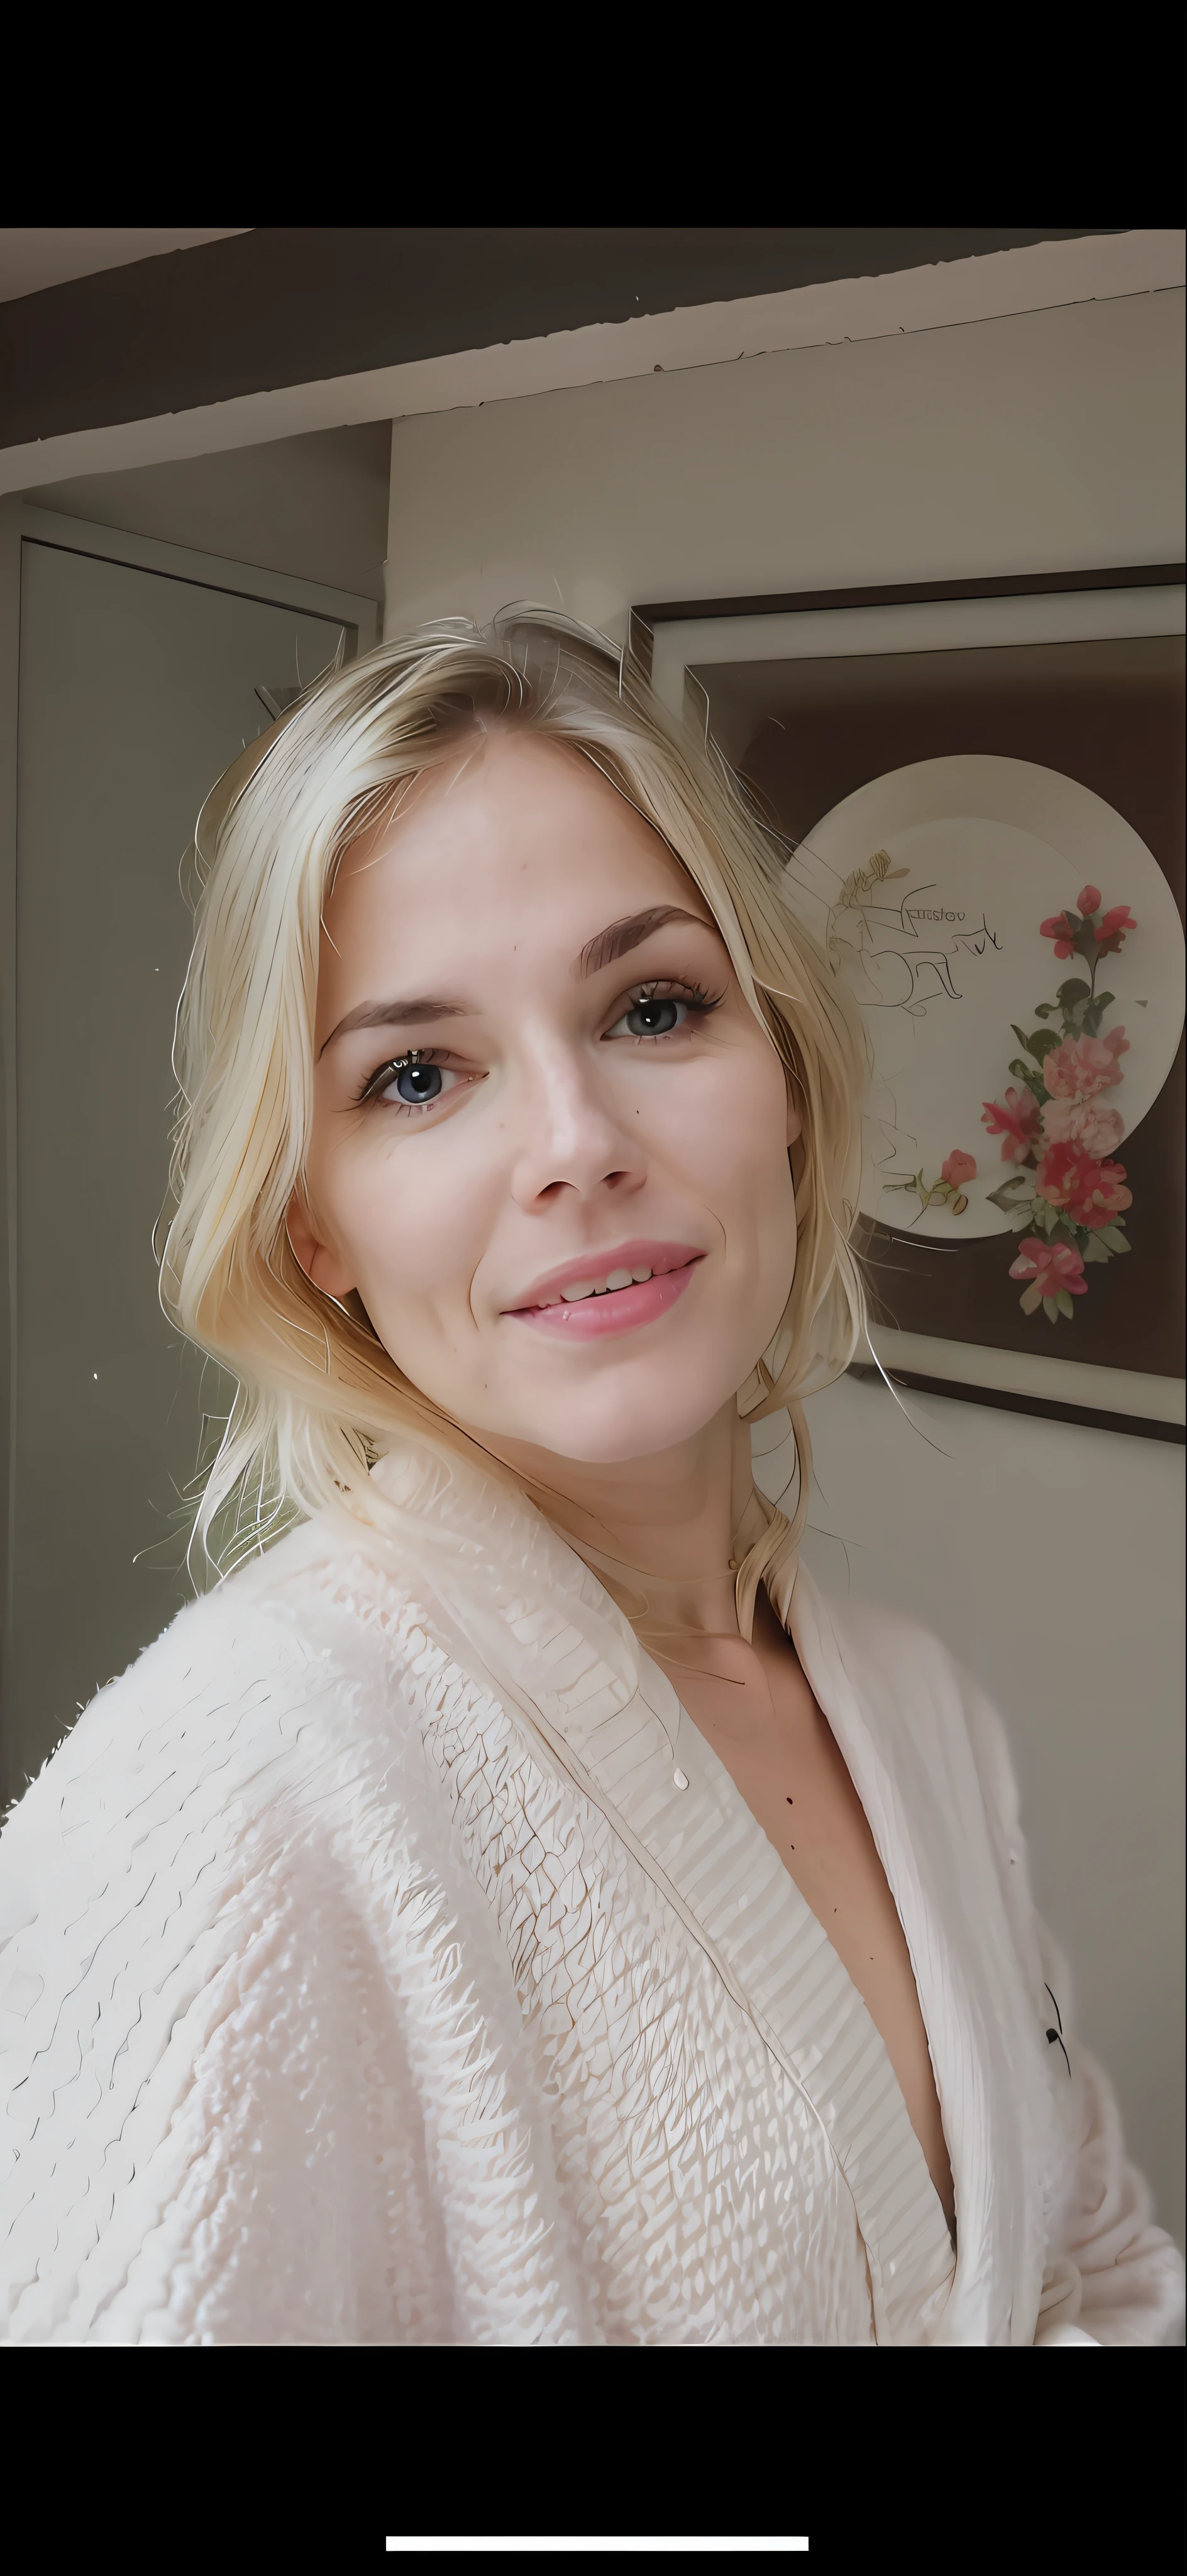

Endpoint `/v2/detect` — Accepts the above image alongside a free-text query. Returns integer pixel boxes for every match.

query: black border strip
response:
[847,1363,1184,1442]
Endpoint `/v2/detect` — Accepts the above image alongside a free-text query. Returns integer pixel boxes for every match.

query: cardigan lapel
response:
[370,1454,960,2345]
[788,1565,1050,2346]
[568,1641,959,2345]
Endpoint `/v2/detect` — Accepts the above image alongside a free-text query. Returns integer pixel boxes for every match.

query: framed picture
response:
[630,568,1186,1441]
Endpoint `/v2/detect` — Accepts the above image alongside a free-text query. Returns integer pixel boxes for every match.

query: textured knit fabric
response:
[0,1441,1181,2346]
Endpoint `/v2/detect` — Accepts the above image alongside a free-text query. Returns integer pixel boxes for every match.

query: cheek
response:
[693,1052,798,1340]
[662,1046,795,1228]
[309,1118,492,1321]
[737,1089,799,1296]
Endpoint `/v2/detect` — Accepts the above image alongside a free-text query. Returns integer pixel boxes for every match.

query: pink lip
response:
[504,1239,705,1341]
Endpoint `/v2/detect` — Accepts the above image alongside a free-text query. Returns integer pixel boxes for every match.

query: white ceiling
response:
[0,228,251,304]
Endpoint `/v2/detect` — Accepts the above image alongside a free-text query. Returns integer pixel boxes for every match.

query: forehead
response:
[328,730,704,944]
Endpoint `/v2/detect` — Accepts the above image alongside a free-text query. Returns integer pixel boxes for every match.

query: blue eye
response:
[614,996,687,1038]
[390,1059,443,1103]
[366,1054,457,1109]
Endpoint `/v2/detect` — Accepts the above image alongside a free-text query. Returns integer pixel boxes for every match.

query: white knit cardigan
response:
[0,1441,1181,2347]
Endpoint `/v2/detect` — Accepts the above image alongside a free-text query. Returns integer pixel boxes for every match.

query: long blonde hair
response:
[161,608,866,1582]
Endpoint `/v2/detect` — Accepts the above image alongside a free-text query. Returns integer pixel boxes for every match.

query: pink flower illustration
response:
[1041,1097,1125,1157]
[1095,904,1136,952]
[981,1087,1041,1163]
[1042,1033,1127,1100]
[941,1149,977,1187]
[1039,910,1079,959]
[1039,892,1134,962]
[997,893,1135,1319]
[1008,1236,1088,1315]
[1034,1141,1132,1229]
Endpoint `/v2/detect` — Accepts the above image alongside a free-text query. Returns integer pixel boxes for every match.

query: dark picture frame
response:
[630,567,1186,1443]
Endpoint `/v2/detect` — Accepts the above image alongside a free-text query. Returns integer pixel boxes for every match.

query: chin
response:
[516,1380,731,1466]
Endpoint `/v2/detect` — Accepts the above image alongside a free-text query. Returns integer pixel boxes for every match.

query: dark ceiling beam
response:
[1,226,1116,450]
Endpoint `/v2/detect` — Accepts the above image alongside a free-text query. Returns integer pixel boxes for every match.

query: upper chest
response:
[648,1602,956,2223]
[649,1596,920,1981]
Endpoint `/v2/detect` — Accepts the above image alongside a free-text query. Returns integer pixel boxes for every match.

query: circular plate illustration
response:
[790,754,1186,1238]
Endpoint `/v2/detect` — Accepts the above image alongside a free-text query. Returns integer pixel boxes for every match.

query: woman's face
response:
[292,730,799,1464]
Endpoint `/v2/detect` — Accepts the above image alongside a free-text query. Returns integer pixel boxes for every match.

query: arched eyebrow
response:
[320,906,718,1056]
[319,995,468,1057]
[577,906,715,979]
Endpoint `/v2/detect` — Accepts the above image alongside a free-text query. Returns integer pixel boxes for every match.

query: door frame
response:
[0,499,378,1786]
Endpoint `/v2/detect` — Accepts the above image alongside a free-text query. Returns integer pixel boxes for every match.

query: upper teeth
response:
[551,1266,653,1304]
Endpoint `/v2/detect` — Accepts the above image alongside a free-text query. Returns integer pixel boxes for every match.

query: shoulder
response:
[0,1512,462,2340]
[0,1510,431,2129]
[0,1511,411,1904]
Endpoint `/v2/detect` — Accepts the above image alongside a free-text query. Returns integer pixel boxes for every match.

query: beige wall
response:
[27,421,392,604]
[386,288,1184,637]
[384,282,1186,2246]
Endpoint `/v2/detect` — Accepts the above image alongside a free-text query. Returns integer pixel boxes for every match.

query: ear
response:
[286,1188,357,1301]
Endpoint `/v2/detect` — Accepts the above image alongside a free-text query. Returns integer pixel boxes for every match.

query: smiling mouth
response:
[533,1262,661,1306]
[505,1244,704,1340]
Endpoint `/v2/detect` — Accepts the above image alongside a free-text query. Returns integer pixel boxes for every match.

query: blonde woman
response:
[0,614,1179,2348]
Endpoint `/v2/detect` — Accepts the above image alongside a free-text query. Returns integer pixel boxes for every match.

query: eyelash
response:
[619,976,722,1026]
[353,1047,450,1110]
[353,979,724,1111]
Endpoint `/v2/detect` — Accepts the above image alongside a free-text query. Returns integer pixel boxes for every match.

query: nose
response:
[507,1041,646,1213]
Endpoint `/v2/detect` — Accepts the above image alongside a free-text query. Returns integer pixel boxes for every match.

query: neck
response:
[478,1399,764,1639]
